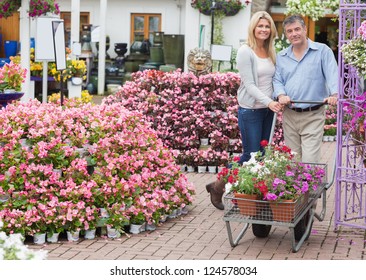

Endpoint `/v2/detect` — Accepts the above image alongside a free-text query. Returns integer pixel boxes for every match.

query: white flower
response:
[285,0,326,22]
[225,182,233,194]
[0,231,47,260]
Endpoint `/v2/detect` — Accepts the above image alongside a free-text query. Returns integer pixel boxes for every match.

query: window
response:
[131,14,161,44]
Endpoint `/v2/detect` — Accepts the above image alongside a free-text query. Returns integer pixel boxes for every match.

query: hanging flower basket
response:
[0,0,21,19]
[191,0,249,17]
[28,0,60,18]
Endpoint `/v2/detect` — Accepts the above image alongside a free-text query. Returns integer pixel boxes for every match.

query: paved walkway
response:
[27,141,366,260]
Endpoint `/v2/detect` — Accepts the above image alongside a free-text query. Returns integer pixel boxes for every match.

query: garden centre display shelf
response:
[223,164,332,253]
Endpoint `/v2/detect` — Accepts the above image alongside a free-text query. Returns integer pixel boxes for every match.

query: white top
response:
[236,44,275,109]
[253,55,275,109]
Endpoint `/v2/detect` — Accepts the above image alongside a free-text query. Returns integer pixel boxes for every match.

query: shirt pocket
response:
[304,65,322,80]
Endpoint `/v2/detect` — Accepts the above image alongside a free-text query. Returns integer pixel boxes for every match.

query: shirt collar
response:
[280,38,318,57]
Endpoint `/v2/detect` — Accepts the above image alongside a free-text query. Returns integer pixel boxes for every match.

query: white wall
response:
[31,0,250,68]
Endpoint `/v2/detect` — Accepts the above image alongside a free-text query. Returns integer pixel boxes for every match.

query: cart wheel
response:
[294,210,313,241]
[252,224,272,238]
[252,204,272,238]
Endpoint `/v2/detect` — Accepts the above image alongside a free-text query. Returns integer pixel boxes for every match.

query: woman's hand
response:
[268,101,284,113]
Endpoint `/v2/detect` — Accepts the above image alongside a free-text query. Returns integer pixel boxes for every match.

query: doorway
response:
[314,16,338,61]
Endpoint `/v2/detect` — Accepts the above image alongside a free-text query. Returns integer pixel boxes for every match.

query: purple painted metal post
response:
[336,0,366,230]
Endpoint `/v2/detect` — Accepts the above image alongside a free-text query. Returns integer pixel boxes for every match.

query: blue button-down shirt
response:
[273,39,338,109]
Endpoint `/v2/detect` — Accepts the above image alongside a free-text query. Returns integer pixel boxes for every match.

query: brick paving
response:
[25,141,366,260]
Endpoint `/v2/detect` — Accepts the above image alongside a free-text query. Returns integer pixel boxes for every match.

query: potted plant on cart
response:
[221,140,326,237]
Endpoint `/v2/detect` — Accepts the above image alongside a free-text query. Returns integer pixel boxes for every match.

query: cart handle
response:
[291,100,327,105]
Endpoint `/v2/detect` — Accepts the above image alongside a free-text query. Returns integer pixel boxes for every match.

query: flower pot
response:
[71,77,83,86]
[233,193,258,216]
[19,138,31,150]
[197,165,207,173]
[33,233,46,245]
[269,193,308,222]
[53,169,62,177]
[0,194,10,203]
[186,166,195,173]
[0,92,24,108]
[84,229,96,240]
[129,224,142,234]
[229,138,238,145]
[140,222,146,232]
[99,208,110,218]
[179,164,186,172]
[67,230,80,242]
[200,138,209,146]
[107,226,121,238]
[208,165,217,173]
[168,209,178,219]
[269,200,296,222]
[146,223,157,231]
[159,214,168,223]
[180,205,189,215]
[47,232,60,243]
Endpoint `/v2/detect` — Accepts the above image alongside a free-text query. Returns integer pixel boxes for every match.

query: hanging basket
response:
[191,0,243,17]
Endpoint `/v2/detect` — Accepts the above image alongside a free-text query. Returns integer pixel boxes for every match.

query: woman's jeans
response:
[238,107,274,164]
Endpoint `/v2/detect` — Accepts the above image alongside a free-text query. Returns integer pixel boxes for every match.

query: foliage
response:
[191,0,250,16]
[28,0,60,17]
[343,91,366,144]
[323,124,337,136]
[0,61,27,92]
[0,0,21,19]
[285,0,326,21]
[275,33,291,53]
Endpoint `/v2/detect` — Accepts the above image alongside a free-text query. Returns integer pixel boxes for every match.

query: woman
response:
[206,11,282,210]
[236,11,282,163]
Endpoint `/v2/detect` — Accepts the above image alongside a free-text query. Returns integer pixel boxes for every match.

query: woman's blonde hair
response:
[247,11,277,64]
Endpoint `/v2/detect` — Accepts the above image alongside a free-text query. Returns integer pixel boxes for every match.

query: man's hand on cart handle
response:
[324,94,338,106]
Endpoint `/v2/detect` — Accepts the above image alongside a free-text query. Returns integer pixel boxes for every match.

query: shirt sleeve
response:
[322,46,338,95]
[273,53,287,99]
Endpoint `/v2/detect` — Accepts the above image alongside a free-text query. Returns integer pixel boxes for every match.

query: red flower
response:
[255,180,268,197]
[233,156,240,162]
[217,167,229,180]
[228,175,235,184]
[260,140,268,147]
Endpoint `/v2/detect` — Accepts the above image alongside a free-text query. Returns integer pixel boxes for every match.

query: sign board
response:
[52,20,66,70]
[35,16,59,61]
[211,44,232,62]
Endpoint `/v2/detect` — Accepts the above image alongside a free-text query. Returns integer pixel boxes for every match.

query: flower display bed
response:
[0,99,195,239]
[104,70,284,171]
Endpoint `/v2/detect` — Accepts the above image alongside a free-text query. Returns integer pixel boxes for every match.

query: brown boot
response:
[206,179,225,210]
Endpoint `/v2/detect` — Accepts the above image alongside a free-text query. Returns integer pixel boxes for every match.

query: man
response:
[273,14,338,163]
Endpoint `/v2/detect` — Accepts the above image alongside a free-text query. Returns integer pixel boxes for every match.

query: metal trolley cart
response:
[223,101,335,252]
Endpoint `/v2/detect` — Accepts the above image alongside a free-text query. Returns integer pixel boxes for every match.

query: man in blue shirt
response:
[273,14,338,163]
